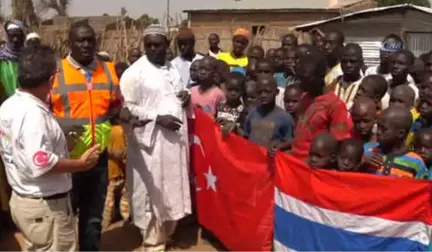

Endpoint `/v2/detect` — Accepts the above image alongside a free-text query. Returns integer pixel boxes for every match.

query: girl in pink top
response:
[190,56,226,116]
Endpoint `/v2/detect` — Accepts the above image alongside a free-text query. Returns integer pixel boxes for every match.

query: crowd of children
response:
[183,28,432,183]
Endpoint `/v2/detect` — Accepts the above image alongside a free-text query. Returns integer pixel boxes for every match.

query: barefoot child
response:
[364,107,427,179]
[308,133,338,170]
[191,56,226,115]
[350,97,377,143]
[336,139,364,172]
[244,76,294,150]
[216,72,247,135]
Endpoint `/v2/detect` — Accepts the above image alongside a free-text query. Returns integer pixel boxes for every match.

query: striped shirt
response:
[364,142,427,179]
[333,77,363,109]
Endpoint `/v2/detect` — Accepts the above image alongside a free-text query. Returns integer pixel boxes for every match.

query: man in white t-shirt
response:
[0,45,101,251]
[171,27,204,87]
[381,49,419,109]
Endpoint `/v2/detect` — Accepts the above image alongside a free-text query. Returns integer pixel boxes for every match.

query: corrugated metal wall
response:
[406,32,432,57]
[346,37,381,67]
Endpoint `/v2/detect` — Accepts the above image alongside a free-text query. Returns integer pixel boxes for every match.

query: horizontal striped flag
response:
[274,153,432,251]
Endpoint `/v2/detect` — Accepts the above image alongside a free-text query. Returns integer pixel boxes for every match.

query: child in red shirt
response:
[291,53,352,161]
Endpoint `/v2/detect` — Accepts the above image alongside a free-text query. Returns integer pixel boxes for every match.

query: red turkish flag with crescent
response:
[190,109,274,251]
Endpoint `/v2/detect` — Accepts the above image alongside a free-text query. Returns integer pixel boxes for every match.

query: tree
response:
[135,14,159,28]
[377,0,431,7]
[38,0,69,16]
[11,0,38,26]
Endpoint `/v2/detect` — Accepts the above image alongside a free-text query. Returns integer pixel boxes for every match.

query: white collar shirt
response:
[0,90,70,197]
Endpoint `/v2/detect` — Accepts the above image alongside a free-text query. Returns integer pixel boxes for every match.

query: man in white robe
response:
[120,24,192,252]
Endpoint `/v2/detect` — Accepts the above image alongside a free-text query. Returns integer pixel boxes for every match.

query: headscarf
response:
[26,32,40,41]
[0,20,27,61]
[143,24,167,38]
[234,28,250,40]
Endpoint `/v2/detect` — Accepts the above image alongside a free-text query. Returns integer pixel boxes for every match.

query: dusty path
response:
[0,220,220,251]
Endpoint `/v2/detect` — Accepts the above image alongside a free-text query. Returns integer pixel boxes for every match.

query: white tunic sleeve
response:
[120,60,162,148]
[120,68,158,122]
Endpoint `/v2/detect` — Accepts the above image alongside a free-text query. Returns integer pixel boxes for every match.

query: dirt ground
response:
[0,219,220,251]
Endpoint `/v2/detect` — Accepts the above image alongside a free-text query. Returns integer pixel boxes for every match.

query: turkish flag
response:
[190,109,274,251]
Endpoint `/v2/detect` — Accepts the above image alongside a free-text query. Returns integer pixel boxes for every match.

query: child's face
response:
[351,107,376,137]
[308,140,336,169]
[266,49,276,59]
[197,59,214,84]
[284,50,296,73]
[389,89,414,109]
[284,88,302,114]
[190,61,200,82]
[165,48,174,62]
[376,114,400,147]
[225,78,243,104]
[273,50,285,71]
[257,80,278,106]
[245,81,258,107]
[419,75,432,95]
[256,62,274,79]
[248,48,264,63]
[355,80,375,100]
[337,145,362,172]
[414,132,432,166]
[419,97,432,122]
[246,62,257,79]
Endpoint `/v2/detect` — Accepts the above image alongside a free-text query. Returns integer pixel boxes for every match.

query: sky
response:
[1,0,432,20]
[0,0,200,20]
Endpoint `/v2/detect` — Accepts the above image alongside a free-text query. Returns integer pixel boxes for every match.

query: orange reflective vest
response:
[50,58,120,156]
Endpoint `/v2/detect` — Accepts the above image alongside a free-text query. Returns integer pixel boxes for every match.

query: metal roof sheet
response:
[293,4,432,29]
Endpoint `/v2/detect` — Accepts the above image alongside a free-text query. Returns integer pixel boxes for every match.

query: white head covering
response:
[26,32,40,41]
[6,23,20,31]
[98,51,110,57]
[143,24,167,38]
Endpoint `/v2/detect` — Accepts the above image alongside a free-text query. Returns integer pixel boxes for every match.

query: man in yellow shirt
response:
[217,28,249,73]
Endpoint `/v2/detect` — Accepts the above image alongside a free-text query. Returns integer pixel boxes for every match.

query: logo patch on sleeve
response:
[32,151,49,168]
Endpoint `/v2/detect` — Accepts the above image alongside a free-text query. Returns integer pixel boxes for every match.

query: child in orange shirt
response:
[102,118,129,230]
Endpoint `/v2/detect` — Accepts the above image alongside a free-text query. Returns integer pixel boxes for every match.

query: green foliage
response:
[377,0,431,7]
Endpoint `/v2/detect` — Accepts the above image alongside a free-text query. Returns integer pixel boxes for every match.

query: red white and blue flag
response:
[274,153,432,251]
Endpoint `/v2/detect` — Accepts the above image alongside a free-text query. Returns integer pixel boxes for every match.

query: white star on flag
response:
[204,166,217,192]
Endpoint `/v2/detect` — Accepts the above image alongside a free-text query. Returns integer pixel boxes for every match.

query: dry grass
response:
[34,16,181,62]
